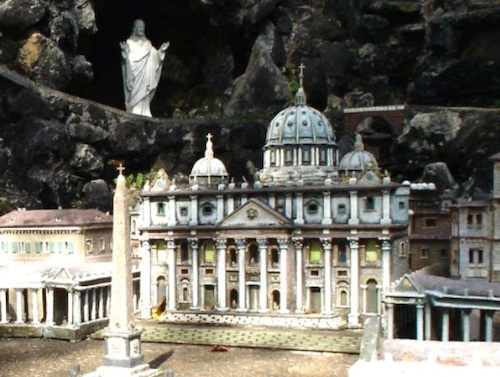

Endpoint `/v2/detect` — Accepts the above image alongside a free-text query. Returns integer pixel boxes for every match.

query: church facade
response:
[136,77,411,328]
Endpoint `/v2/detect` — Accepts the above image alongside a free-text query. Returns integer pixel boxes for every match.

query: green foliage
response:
[493,98,500,108]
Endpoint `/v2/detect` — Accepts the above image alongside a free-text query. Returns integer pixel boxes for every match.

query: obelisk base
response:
[84,329,163,377]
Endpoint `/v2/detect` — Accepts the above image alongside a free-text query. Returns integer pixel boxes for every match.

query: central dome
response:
[258,67,338,186]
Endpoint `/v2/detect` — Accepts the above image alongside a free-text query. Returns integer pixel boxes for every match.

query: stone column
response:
[31,289,40,325]
[348,191,359,225]
[462,309,471,342]
[381,238,391,290]
[416,303,424,341]
[484,311,494,342]
[386,302,394,339]
[142,196,151,227]
[166,238,177,311]
[424,303,432,340]
[0,289,7,323]
[15,289,24,324]
[189,195,198,226]
[74,290,81,326]
[294,193,304,225]
[348,237,360,327]
[293,238,304,313]
[98,288,105,319]
[321,238,332,314]
[278,238,289,313]
[46,287,54,325]
[188,238,200,309]
[381,189,391,225]
[90,288,97,321]
[235,238,246,311]
[441,308,450,341]
[217,194,224,221]
[257,237,268,312]
[67,288,74,326]
[227,195,234,214]
[215,238,228,311]
[285,194,293,219]
[83,289,89,322]
[139,240,152,319]
[168,195,176,226]
[322,191,332,225]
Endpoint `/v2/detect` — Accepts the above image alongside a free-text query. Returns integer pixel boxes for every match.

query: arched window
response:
[271,248,279,267]
[337,281,349,307]
[248,243,259,265]
[365,240,378,263]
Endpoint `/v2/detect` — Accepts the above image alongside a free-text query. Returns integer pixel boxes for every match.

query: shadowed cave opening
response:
[74,0,252,117]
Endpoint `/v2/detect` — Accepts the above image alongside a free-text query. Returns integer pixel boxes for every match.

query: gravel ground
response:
[0,338,358,377]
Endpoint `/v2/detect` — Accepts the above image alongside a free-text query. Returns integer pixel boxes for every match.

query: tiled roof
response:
[0,209,112,227]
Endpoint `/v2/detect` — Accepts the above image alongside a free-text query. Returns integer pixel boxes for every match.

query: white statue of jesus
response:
[120,19,169,117]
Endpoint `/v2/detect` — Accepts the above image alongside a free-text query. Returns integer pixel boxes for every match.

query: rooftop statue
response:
[120,19,169,117]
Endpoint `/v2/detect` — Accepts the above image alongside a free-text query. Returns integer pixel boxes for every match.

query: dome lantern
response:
[189,133,228,188]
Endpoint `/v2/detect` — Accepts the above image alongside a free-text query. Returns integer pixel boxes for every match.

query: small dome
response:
[190,134,228,188]
[339,134,378,172]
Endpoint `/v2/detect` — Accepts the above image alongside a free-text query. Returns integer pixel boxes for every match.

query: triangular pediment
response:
[394,275,420,293]
[218,198,291,227]
[51,267,74,282]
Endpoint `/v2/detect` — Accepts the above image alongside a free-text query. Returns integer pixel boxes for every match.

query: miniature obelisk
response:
[85,165,162,377]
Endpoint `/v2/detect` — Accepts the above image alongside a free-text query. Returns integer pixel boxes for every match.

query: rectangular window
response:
[309,249,321,264]
[398,201,405,210]
[319,148,327,165]
[338,248,347,264]
[180,207,188,217]
[302,148,311,165]
[205,268,214,275]
[157,202,166,215]
[469,249,483,264]
[337,270,348,277]
[85,239,93,252]
[180,268,189,275]
[365,197,376,211]
[35,242,43,253]
[25,242,30,253]
[58,242,63,253]
[424,218,437,228]
[204,249,214,263]
[67,242,74,254]
[284,148,293,166]
[476,214,483,229]
[337,203,347,215]
[421,248,429,259]
[440,248,447,259]
[1,241,7,253]
[467,214,474,227]
[310,270,319,277]
[12,242,18,253]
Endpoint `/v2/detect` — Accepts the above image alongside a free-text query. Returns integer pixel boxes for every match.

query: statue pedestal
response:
[85,329,163,377]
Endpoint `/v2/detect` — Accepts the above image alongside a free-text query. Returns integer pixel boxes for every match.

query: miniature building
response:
[136,75,411,328]
[0,208,140,340]
[408,183,452,272]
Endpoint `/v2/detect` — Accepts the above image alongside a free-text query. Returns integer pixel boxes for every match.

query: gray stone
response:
[224,22,290,117]
[422,162,459,192]
[0,0,46,30]
[70,143,104,178]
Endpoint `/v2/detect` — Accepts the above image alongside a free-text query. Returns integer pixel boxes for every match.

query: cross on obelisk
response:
[85,165,162,376]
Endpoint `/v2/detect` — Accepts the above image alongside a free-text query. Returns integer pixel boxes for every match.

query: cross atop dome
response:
[205,133,214,159]
[294,63,307,106]
[117,163,126,176]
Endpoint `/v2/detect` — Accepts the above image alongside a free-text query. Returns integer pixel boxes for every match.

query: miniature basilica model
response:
[135,71,411,328]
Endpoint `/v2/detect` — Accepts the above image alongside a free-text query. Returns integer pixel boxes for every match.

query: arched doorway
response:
[229,289,238,309]
[272,290,280,311]
[366,279,379,313]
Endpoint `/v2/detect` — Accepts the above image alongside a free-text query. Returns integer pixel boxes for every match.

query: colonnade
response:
[385,302,497,342]
[139,235,385,328]
[0,278,140,327]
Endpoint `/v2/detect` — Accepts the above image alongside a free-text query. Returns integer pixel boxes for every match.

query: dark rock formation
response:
[0,0,499,210]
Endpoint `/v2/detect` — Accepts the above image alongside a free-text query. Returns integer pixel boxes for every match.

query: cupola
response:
[189,133,229,188]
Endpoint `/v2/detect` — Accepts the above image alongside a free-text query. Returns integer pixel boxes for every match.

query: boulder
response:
[422,162,458,192]
[224,22,290,117]
[0,0,46,30]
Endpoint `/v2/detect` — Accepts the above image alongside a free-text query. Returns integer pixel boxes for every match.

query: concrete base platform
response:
[84,363,163,377]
